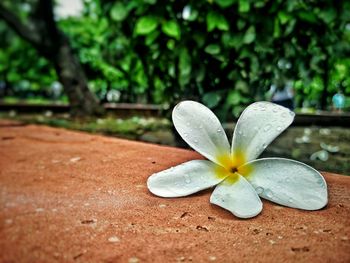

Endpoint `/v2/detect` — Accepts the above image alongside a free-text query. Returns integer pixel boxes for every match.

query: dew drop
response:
[194,139,198,143]
[289,111,295,116]
[184,175,191,184]
[273,107,279,113]
[217,129,221,133]
[281,112,287,118]
[288,198,293,203]
[262,143,267,149]
[265,189,274,199]
[198,124,203,129]
[263,124,272,132]
[184,132,188,137]
[276,126,282,132]
[238,130,243,135]
[255,187,264,194]
[259,104,266,111]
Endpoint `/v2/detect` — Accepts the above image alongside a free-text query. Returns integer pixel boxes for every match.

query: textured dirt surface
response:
[0,119,349,263]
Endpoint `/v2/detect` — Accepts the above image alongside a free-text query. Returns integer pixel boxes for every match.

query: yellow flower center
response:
[215,149,254,184]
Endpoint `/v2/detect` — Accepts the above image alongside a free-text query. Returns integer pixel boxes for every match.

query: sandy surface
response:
[0,120,349,262]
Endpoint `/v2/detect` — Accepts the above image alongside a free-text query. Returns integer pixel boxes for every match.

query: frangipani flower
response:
[147,101,328,218]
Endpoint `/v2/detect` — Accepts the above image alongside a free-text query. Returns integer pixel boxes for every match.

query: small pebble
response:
[36,208,44,212]
[159,204,167,208]
[128,257,139,263]
[70,157,81,163]
[269,240,276,245]
[209,255,217,261]
[108,236,120,243]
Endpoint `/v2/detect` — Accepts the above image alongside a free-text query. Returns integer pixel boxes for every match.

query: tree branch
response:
[34,0,61,44]
[0,2,41,46]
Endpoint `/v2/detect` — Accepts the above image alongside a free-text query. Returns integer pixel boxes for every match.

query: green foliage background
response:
[1,0,350,118]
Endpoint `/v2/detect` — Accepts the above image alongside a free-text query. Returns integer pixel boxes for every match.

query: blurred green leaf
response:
[206,11,229,32]
[167,39,175,50]
[205,44,221,55]
[110,2,129,21]
[278,11,291,25]
[203,92,221,108]
[179,48,191,86]
[243,26,255,44]
[239,0,250,13]
[318,9,336,24]
[298,10,318,24]
[135,16,158,35]
[273,18,281,38]
[162,20,181,40]
[215,0,236,8]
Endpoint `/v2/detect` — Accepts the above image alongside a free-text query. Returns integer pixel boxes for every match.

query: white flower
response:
[147,101,328,218]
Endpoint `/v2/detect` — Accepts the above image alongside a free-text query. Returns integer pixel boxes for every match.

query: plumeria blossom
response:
[147,101,328,218]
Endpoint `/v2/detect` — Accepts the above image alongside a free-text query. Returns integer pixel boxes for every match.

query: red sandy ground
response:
[0,119,349,263]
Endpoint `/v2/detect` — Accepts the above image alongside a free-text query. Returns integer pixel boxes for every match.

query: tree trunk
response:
[52,37,103,117]
[0,1,104,117]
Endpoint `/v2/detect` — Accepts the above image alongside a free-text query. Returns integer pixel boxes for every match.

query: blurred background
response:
[0,0,349,174]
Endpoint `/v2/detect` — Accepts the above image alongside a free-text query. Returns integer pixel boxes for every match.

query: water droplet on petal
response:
[217,129,221,133]
[273,107,279,113]
[262,143,267,149]
[276,126,282,132]
[255,187,264,194]
[238,130,243,135]
[184,174,191,184]
[184,132,188,137]
[288,198,293,203]
[264,124,272,132]
[194,139,198,143]
[281,112,287,118]
[259,105,266,111]
[265,189,274,199]
[198,124,203,129]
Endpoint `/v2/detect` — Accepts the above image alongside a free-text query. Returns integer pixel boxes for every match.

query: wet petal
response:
[172,101,231,167]
[231,102,295,162]
[243,158,328,210]
[147,160,226,197]
[210,174,263,218]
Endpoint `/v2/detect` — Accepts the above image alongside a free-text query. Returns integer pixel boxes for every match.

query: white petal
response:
[147,160,226,197]
[210,174,263,218]
[243,158,328,210]
[231,102,295,162]
[172,101,231,167]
